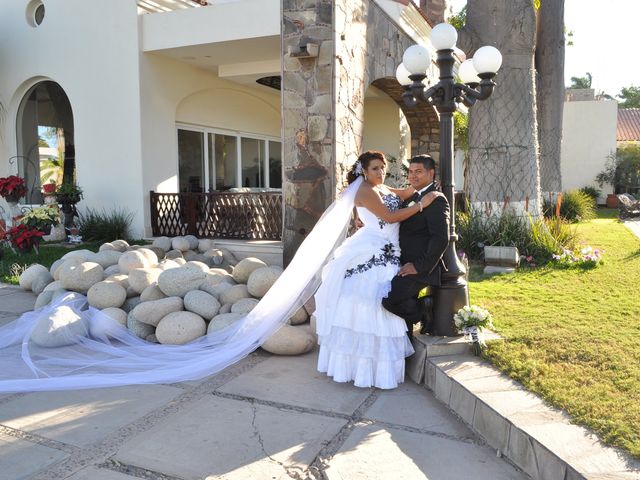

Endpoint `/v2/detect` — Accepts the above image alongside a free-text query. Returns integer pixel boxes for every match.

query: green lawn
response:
[471,209,640,457]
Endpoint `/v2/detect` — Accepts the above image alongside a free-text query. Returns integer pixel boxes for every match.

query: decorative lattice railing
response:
[149,191,282,240]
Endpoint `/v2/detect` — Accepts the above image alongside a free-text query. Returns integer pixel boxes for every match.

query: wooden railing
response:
[150,191,282,240]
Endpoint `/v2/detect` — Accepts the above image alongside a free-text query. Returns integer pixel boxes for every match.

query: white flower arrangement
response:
[454,305,494,355]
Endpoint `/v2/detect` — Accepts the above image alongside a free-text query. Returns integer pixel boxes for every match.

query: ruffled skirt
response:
[315,230,414,389]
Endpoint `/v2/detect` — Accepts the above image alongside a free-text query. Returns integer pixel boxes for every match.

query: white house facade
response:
[0,0,441,260]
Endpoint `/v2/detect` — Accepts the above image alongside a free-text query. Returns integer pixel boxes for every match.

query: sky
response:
[437,0,640,97]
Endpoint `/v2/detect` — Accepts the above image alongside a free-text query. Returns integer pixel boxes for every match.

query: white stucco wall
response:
[0,0,145,236]
[138,53,281,235]
[362,93,410,163]
[561,100,618,202]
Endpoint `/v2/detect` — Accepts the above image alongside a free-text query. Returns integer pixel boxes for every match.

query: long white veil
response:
[0,177,364,392]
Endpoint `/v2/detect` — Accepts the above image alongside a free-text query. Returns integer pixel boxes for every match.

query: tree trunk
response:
[458,0,542,217]
[536,0,565,196]
[420,0,447,24]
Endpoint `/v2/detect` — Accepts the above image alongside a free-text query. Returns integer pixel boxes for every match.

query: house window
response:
[177,126,281,191]
[16,81,74,204]
[177,130,204,193]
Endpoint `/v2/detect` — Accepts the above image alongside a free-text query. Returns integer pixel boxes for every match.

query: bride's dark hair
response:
[346,150,386,184]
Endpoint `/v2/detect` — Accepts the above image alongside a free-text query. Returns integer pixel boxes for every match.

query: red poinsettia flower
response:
[0,176,28,200]
[4,223,44,251]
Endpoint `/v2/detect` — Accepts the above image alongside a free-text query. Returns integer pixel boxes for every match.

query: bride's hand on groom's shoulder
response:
[420,191,445,208]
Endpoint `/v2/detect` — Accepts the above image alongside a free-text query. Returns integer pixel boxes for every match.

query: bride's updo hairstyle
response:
[346,150,386,184]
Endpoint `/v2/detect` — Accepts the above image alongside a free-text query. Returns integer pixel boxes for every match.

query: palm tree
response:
[570,72,592,89]
[458,0,542,216]
[536,0,565,195]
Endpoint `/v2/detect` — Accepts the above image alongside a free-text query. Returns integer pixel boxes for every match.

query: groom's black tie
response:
[409,192,421,203]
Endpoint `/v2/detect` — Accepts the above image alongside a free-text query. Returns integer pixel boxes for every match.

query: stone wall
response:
[281,0,440,263]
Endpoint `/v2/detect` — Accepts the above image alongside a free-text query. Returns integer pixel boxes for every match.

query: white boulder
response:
[152,236,172,252]
[218,303,232,314]
[131,296,184,327]
[247,267,281,298]
[31,271,54,296]
[19,264,49,291]
[207,312,243,334]
[118,250,153,275]
[171,237,191,252]
[184,290,220,320]
[111,239,130,252]
[122,296,142,313]
[34,290,55,309]
[126,311,155,339]
[59,261,104,293]
[140,284,167,302]
[219,284,251,306]
[87,281,127,309]
[198,238,216,253]
[231,298,259,314]
[156,311,206,345]
[185,261,209,274]
[288,307,309,326]
[157,267,206,297]
[261,325,315,356]
[232,257,267,284]
[203,249,224,265]
[31,305,88,347]
[103,264,121,277]
[61,249,95,262]
[128,267,162,294]
[89,307,127,338]
[184,235,199,250]
[92,250,122,269]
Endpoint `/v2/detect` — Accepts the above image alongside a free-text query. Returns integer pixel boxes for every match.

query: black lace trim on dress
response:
[378,193,402,229]
[344,243,400,278]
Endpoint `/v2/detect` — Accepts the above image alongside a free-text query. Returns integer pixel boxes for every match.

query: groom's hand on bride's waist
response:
[398,262,418,277]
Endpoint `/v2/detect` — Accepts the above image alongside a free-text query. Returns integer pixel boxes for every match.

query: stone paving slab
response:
[0,433,69,479]
[324,423,527,480]
[114,394,347,480]
[65,466,138,480]
[362,382,474,439]
[0,313,18,328]
[0,289,37,315]
[218,348,373,415]
[0,384,184,447]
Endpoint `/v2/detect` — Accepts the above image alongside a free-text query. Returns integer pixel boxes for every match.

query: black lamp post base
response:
[432,283,469,336]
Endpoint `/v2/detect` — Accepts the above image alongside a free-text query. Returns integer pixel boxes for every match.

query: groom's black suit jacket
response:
[399,183,450,287]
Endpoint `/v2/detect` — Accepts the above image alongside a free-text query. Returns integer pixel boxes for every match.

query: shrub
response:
[77,207,134,241]
[18,205,60,232]
[596,145,640,194]
[542,190,595,222]
[456,208,579,265]
[579,186,601,203]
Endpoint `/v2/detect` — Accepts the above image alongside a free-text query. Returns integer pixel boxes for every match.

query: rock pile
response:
[20,236,316,355]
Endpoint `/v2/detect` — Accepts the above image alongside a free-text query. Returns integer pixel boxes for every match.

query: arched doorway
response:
[16,81,74,204]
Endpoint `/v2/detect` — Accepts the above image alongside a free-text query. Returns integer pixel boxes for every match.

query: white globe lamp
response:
[472,46,503,74]
[395,63,412,86]
[431,23,458,50]
[458,59,480,84]
[402,44,431,75]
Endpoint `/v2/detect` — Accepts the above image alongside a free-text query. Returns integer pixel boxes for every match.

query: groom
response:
[382,155,450,336]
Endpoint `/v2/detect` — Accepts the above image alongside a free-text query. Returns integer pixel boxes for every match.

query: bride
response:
[315,151,440,389]
[0,151,438,393]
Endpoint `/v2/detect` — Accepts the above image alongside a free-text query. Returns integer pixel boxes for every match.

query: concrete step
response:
[410,347,640,479]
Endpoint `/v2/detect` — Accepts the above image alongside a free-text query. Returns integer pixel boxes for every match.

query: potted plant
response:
[597,146,640,207]
[42,181,57,196]
[18,205,61,235]
[3,223,44,254]
[55,183,83,231]
[0,175,27,204]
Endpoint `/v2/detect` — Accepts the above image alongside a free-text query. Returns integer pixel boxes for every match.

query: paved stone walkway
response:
[624,218,640,239]
[0,285,527,480]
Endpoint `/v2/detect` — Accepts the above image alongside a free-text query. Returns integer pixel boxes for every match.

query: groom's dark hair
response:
[410,155,436,172]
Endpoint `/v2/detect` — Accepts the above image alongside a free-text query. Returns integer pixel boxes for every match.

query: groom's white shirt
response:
[417,183,433,196]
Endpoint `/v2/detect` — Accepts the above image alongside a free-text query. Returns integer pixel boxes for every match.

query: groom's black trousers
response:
[382,275,426,332]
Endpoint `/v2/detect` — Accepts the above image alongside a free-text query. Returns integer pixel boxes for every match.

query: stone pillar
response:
[281,0,334,266]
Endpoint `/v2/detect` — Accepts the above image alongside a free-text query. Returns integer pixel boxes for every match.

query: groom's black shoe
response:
[419,296,434,335]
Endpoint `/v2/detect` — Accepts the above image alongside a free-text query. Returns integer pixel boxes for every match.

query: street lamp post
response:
[396,23,502,336]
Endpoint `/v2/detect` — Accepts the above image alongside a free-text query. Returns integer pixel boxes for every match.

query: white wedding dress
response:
[315,192,414,389]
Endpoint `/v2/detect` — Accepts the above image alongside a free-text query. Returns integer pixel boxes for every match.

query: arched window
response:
[16,81,74,204]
